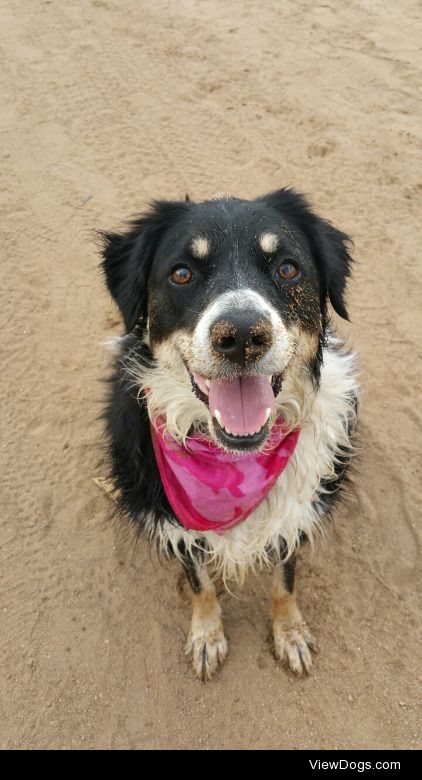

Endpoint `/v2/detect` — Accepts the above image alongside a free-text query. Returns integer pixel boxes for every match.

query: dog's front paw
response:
[185,625,228,681]
[272,621,317,676]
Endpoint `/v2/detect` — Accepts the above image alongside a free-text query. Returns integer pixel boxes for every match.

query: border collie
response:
[100,188,359,680]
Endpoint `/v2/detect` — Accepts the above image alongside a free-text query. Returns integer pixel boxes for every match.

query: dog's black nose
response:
[210,313,273,366]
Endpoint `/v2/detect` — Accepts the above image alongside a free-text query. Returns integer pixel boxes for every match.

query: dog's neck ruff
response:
[151,418,300,535]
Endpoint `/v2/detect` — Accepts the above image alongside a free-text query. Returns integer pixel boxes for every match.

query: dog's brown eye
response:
[277,262,300,281]
[170,267,193,285]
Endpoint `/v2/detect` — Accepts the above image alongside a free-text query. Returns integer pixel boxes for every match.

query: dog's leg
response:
[271,552,317,675]
[181,548,228,681]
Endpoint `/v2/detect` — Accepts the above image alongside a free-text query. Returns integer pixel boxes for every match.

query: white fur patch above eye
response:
[260,232,279,254]
[191,236,210,259]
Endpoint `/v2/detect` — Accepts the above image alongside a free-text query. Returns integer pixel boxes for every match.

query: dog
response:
[100,187,359,680]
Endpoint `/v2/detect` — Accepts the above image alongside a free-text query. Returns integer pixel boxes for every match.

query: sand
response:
[1,0,421,750]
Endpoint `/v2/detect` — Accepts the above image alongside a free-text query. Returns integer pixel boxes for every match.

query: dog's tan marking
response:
[271,564,317,675]
[260,231,279,254]
[191,235,210,260]
[185,566,228,680]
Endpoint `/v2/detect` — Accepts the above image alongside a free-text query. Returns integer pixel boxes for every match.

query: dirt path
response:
[1,0,421,750]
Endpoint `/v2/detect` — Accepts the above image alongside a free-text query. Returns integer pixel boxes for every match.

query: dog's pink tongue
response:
[209,376,275,435]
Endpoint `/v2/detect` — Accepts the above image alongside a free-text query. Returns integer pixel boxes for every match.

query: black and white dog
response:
[101,188,358,680]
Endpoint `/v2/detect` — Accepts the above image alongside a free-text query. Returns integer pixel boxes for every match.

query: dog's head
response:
[101,189,352,451]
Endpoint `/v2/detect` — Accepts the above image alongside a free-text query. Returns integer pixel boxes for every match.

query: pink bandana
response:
[151,418,300,535]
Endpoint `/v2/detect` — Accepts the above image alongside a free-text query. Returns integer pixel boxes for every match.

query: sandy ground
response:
[1,0,421,751]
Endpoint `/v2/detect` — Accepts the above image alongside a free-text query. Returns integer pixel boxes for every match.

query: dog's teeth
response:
[225,428,232,435]
[214,409,222,426]
[267,375,272,383]
[264,408,271,423]
[205,380,211,389]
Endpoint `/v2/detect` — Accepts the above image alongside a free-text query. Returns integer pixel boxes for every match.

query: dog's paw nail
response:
[186,631,228,680]
[273,622,316,676]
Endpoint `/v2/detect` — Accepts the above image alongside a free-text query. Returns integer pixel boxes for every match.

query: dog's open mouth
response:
[190,370,283,450]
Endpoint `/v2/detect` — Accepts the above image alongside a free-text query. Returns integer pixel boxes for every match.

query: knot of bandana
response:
[151,418,300,535]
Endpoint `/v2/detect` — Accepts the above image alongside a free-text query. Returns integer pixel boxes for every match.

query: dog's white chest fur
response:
[150,342,358,582]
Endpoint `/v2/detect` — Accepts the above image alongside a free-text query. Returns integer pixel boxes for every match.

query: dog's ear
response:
[260,188,354,321]
[100,201,188,332]
[310,217,353,321]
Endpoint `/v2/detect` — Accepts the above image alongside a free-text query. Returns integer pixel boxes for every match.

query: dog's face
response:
[102,189,352,452]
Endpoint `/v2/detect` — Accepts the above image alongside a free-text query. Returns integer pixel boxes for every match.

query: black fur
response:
[100,200,189,333]
[259,189,353,388]
[177,540,203,593]
[258,188,353,322]
[105,334,175,529]
[282,555,296,594]
[313,389,359,517]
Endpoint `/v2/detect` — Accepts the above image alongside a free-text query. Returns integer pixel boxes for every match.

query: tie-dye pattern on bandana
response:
[151,418,300,534]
